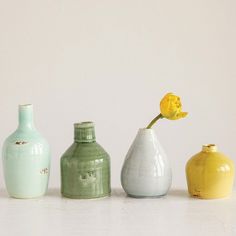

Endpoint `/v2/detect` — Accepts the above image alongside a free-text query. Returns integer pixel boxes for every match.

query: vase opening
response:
[74,121,94,128]
[19,104,32,107]
[139,128,155,131]
[202,144,218,153]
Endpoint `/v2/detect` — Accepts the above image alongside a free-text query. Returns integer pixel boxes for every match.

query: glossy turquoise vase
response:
[2,104,50,198]
[61,122,111,199]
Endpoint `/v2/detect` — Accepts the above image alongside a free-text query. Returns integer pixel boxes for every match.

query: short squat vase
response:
[2,104,50,198]
[121,128,172,198]
[186,144,234,199]
[61,122,111,199]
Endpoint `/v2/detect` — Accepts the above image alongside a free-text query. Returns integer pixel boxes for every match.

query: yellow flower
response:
[160,93,188,120]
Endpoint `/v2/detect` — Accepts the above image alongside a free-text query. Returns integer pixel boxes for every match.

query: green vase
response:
[60,122,111,199]
[2,104,50,198]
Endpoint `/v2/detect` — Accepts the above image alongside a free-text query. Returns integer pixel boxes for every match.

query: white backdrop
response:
[0,0,235,190]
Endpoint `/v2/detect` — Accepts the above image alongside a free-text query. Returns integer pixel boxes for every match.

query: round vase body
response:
[61,122,111,199]
[121,128,172,197]
[2,104,50,198]
[186,144,234,199]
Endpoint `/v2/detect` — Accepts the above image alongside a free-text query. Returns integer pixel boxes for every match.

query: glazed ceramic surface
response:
[186,144,234,199]
[2,104,50,198]
[61,122,111,199]
[121,128,172,197]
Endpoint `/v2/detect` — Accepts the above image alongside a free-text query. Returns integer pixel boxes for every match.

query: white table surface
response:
[0,188,235,236]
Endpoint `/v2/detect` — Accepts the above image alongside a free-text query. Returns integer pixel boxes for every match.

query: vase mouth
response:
[202,144,218,153]
[19,104,33,108]
[74,121,94,129]
[138,128,155,132]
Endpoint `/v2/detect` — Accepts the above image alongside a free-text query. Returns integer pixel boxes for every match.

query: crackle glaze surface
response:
[186,144,234,199]
[121,128,172,197]
[61,122,111,199]
[2,104,50,198]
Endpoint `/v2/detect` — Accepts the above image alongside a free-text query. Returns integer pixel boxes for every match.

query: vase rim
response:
[202,144,218,152]
[19,104,33,108]
[74,121,94,129]
[138,128,155,132]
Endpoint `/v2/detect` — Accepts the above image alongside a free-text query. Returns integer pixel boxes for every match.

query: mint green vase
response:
[61,122,111,199]
[2,104,50,198]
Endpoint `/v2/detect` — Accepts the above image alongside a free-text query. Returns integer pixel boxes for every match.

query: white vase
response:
[121,128,172,197]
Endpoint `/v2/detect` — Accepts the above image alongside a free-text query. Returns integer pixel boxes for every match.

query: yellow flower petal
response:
[160,93,188,120]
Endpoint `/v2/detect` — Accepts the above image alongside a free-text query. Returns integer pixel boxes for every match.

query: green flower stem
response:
[146,113,164,129]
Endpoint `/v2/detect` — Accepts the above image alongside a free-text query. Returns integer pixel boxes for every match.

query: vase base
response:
[127,193,167,198]
[9,193,46,199]
[61,192,111,199]
[189,193,231,200]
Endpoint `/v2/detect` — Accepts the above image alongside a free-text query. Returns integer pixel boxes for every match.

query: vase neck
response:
[202,144,218,153]
[18,104,35,131]
[133,128,157,145]
[74,122,96,143]
[137,128,156,138]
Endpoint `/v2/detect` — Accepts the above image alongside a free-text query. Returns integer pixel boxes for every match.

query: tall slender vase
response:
[121,128,172,198]
[2,104,50,198]
[61,122,111,199]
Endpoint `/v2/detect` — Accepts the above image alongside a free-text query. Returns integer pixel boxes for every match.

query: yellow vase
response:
[186,144,234,199]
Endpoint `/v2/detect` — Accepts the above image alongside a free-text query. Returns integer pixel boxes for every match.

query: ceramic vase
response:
[2,104,50,198]
[61,122,111,199]
[186,144,234,199]
[121,128,172,198]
